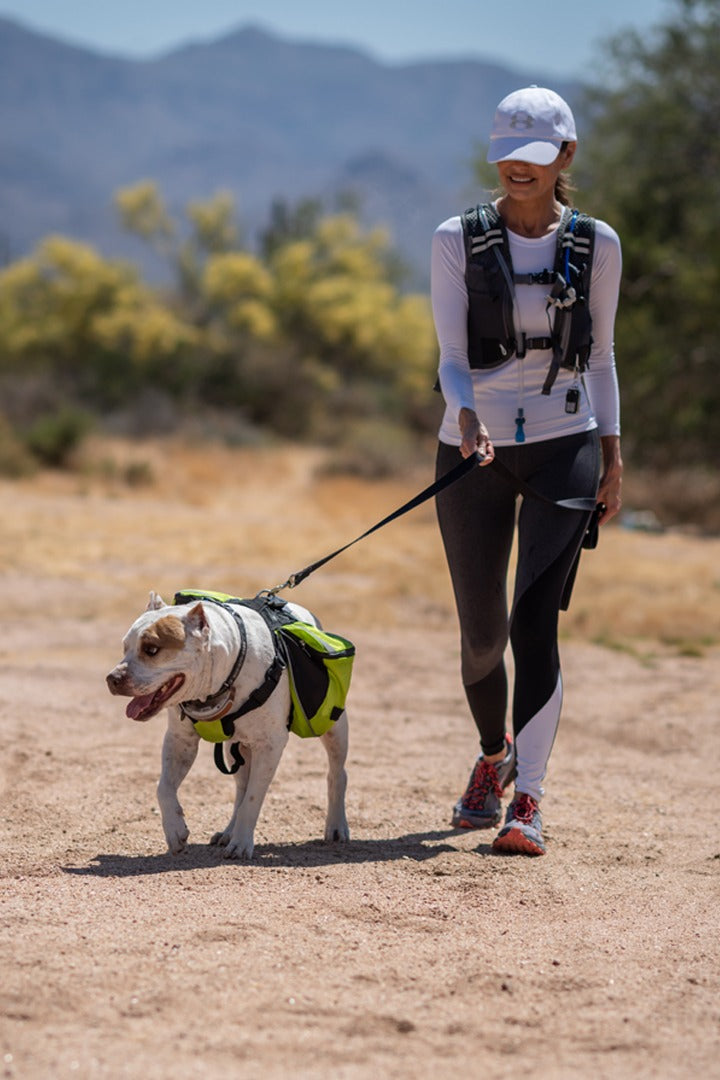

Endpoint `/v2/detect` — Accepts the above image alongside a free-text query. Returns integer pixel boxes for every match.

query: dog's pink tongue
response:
[127,694,154,720]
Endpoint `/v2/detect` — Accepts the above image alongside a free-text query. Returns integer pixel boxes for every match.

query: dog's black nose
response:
[106,667,126,693]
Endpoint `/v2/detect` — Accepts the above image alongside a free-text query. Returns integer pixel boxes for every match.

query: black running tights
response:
[435,431,600,799]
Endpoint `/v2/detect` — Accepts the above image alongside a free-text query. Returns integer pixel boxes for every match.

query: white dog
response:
[106,592,349,859]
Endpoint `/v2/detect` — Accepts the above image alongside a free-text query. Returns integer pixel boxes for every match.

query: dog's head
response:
[106,593,212,721]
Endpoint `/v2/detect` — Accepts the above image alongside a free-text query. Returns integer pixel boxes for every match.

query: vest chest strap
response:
[516,334,553,358]
[513,269,556,286]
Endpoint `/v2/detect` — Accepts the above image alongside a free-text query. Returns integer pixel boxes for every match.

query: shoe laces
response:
[463,759,503,810]
[511,793,539,823]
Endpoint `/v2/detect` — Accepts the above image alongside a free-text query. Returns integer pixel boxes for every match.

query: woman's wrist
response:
[457,408,494,462]
[600,434,623,476]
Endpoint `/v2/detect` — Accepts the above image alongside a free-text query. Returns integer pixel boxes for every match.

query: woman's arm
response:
[598,434,623,523]
[431,218,494,462]
[584,221,624,522]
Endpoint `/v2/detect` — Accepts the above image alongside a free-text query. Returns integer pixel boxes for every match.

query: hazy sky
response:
[1,0,676,77]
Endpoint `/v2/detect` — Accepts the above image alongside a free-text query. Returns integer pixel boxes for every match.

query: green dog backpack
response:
[278,618,354,737]
[173,590,355,740]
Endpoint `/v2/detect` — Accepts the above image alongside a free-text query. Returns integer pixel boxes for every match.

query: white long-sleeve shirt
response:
[431,210,622,447]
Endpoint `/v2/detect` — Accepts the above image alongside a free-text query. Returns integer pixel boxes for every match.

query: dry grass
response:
[2,435,719,657]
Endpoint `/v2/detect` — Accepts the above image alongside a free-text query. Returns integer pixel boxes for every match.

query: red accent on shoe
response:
[510,792,538,824]
[462,759,503,812]
[493,828,545,856]
[492,792,545,855]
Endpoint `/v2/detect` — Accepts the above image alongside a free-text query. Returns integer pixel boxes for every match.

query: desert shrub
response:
[319,418,427,478]
[0,415,36,477]
[23,408,93,468]
[623,466,720,535]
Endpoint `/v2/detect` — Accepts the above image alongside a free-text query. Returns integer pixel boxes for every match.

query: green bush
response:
[23,408,93,468]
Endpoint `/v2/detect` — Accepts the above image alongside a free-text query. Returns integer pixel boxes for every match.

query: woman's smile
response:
[495,150,575,216]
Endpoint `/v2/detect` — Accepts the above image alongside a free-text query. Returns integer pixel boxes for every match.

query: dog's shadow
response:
[62,830,498,878]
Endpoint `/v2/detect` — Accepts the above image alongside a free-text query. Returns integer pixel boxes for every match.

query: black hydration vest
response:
[463,203,595,394]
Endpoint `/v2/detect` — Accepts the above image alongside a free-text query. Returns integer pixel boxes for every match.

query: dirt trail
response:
[0,443,718,1079]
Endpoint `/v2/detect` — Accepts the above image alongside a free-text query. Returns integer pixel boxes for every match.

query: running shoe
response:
[451,734,516,829]
[492,792,545,855]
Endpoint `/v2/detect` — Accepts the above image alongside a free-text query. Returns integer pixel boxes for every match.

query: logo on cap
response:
[509,110,534,130]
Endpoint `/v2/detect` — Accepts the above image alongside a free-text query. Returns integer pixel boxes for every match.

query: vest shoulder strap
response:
[462,203,595,280]
[555,207,596,288]
[462,202,506,262]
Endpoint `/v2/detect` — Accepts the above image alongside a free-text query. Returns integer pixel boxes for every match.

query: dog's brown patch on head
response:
[141,615,186,654]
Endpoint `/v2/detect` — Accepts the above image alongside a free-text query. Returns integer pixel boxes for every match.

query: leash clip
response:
[264,574,297,598]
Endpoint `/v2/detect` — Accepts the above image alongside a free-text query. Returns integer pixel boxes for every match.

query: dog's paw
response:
[324,819,350,843]
[209,830,230,847]
[223,835,255,860]
[164,822,189,855]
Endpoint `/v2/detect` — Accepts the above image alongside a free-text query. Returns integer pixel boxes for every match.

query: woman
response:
[432,86,622,855]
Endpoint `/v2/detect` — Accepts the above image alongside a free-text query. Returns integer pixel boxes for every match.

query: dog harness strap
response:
[213,605,248,695]
[219,654,286,727]
[182,602,248,715]
[213,742,245,775]
[209,655,286,774]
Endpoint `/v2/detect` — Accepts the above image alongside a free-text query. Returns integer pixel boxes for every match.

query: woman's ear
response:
[562,141,578,168]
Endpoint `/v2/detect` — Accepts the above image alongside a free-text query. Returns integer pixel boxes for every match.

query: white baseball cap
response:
[487,86,577,165]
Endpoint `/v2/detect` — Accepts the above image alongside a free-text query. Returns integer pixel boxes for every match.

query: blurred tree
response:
[179,191,243,306]
[259,197,323,260]
[0,188,439,459]
[187,191,240,255]
[0,236,198,408]
[265,213,436,436]
[115,181,175,255]
[577,0,720,466]
[115,183,244,309]
[203,251,276,339]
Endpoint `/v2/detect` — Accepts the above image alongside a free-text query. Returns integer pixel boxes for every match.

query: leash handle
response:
[488,457,597,512]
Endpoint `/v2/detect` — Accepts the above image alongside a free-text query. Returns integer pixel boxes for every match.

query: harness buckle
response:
[532,269,555,285]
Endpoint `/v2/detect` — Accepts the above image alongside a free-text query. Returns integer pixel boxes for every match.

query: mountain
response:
[0,17,580,284]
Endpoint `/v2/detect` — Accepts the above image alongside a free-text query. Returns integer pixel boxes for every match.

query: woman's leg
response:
[508,431,601,801]
[435,442,516,755]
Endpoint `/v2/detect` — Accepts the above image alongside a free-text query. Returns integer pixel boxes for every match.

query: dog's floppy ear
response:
[147,591,166,611]
[184,602,210,638]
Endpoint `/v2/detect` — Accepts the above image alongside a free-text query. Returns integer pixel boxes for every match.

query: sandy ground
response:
[0,441,718,1079]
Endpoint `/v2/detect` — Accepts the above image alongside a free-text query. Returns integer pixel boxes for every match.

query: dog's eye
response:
[142,644,161,657]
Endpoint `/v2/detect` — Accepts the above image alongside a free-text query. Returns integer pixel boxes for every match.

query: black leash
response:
[268,452,598,595]
[268,452,479,593]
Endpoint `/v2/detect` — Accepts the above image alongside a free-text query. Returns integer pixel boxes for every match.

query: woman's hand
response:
[598,435,623,524]
[458,407,494,463]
